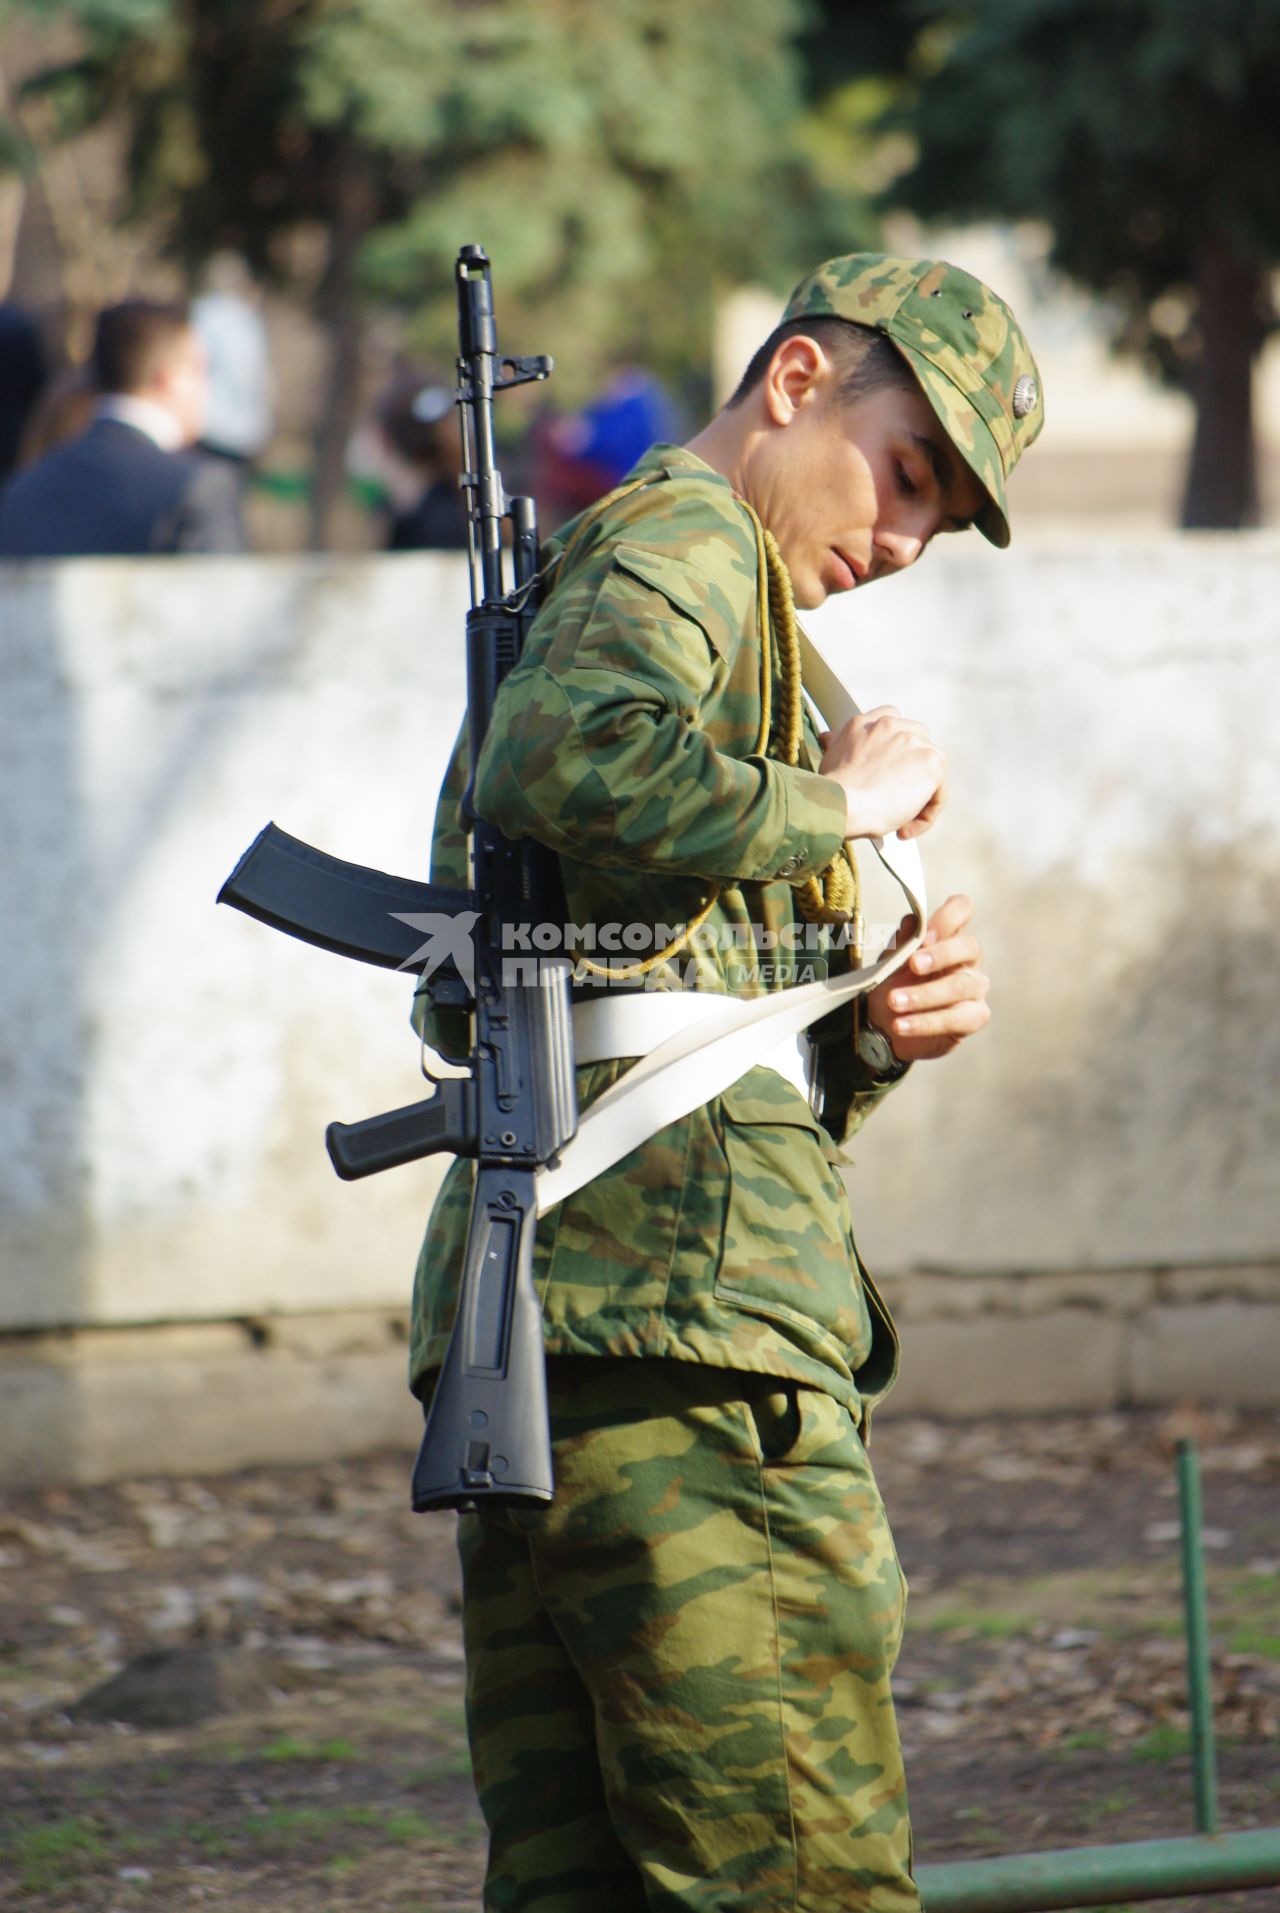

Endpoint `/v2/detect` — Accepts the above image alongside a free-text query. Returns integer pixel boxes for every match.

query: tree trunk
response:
[307,149,376,552]
[1180,234,1269,530]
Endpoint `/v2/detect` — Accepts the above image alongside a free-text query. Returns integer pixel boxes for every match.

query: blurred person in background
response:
[0,301,49,482]
[349,370,468,550]
[191,251,275,483]
[18,366,99,467]
[0,298,245,558]
[534,364,680,525]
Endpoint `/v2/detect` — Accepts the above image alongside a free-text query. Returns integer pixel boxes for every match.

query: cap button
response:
[1012,374,1039,419]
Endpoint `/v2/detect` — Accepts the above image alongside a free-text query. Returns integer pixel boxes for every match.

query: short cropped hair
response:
[377,373,455,469]
[91,300,193,396]
[727,316,919,411]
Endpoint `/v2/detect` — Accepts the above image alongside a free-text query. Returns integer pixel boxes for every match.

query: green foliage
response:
[257,1733,358,1761]
[918,1603,1035,1638]
[300,0,824,391]
[1230,1625,1280,1660]
[1057,1727,1112,1754]
[798,0,919,92]
[20,0,834,393]
[883,0,1280,386]
[10,1813,109,1894]
[1076,1788,1134,1827]
[238,1802,442,1845]
[1129,1722,1193,1763]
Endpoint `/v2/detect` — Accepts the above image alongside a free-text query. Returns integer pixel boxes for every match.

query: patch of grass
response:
[370,1703,453,1734]
[258,1734,358,1763]
[237,1804,443,1849]
[404,1747,476,1785]
[1135,1616,1185,1640]
[188,1823,235,1857]
[1228,1625,1280,1660]
[10,1815,109,1894]
[918,1606,1032,1639]
[1077,1789,1133,1827]
[911,1567,1167,1639]
[1129,1723,1192,1764]
[1211,1567,1279,1613]
[73,1801,465,1877]
[241,1805,338,1842]
[1057,1728,1112,1754]
[384,1810,446,1845]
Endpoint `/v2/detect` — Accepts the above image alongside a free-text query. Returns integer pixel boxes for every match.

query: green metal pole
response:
[1177,1437,1219,1834]
[915,1827,1280,1911]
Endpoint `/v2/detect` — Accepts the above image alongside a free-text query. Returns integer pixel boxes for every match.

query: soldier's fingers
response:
[886,969,989,1016]
[931,892,975,936]
[910,930,982,976]
[909,899,974,969]
[891,998,992,1040]
[913,893,973,948]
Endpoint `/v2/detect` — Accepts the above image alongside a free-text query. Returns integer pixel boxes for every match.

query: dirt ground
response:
[2,1403,1276,1911]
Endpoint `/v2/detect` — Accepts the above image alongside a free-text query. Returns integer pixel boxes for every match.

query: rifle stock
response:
[411,1166,551,1509]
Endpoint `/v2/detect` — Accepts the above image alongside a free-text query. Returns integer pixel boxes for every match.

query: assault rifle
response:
[217,244,577,1511]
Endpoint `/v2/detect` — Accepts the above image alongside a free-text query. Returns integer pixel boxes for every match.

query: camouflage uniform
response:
[410,256,1043,1911]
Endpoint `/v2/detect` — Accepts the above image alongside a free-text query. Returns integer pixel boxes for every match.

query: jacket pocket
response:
[540,1060,691,1331]
[712,1066,874,1366]
[611,542,735,660]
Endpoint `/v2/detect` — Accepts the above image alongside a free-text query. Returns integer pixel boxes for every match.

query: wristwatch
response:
[855,1015,908,1082]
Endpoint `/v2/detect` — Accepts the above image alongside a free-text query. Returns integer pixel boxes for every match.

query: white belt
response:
[533,625,928,1215]
[572,992,817,1105]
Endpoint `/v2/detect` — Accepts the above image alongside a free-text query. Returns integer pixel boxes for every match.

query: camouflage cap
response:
[782,253,1044,548]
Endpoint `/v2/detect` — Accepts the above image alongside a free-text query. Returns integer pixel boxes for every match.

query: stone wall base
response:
[2,1266,1276,1487]
[877,1263,1280,1418]
[0,1312,421,1489]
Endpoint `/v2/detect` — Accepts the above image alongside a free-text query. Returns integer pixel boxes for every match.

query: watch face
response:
[858,1025,896,1072]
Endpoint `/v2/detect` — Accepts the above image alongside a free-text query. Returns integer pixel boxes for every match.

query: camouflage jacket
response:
[408,444,907,1421]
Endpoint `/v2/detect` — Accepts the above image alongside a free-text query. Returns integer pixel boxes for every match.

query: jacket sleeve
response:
[173,456,247,554]
[474,542,847,887]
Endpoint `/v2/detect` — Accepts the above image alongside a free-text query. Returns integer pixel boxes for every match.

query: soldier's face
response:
[752,344,987,610]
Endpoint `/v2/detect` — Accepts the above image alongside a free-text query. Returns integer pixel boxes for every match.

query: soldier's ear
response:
[763,335,829,427]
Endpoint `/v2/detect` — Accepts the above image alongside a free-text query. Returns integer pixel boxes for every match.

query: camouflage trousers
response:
[457,1355,919,1912]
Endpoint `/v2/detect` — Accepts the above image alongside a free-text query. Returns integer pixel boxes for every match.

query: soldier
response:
[412,254,1044,1912]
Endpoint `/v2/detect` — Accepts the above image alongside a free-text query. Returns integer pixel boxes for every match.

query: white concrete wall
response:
[811,532,1280,1283]
[3,539,1278,1356]
[2,553,470,1334]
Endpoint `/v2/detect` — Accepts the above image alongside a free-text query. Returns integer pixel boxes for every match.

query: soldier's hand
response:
[864,893,991,1063]
[818,707,948,841]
